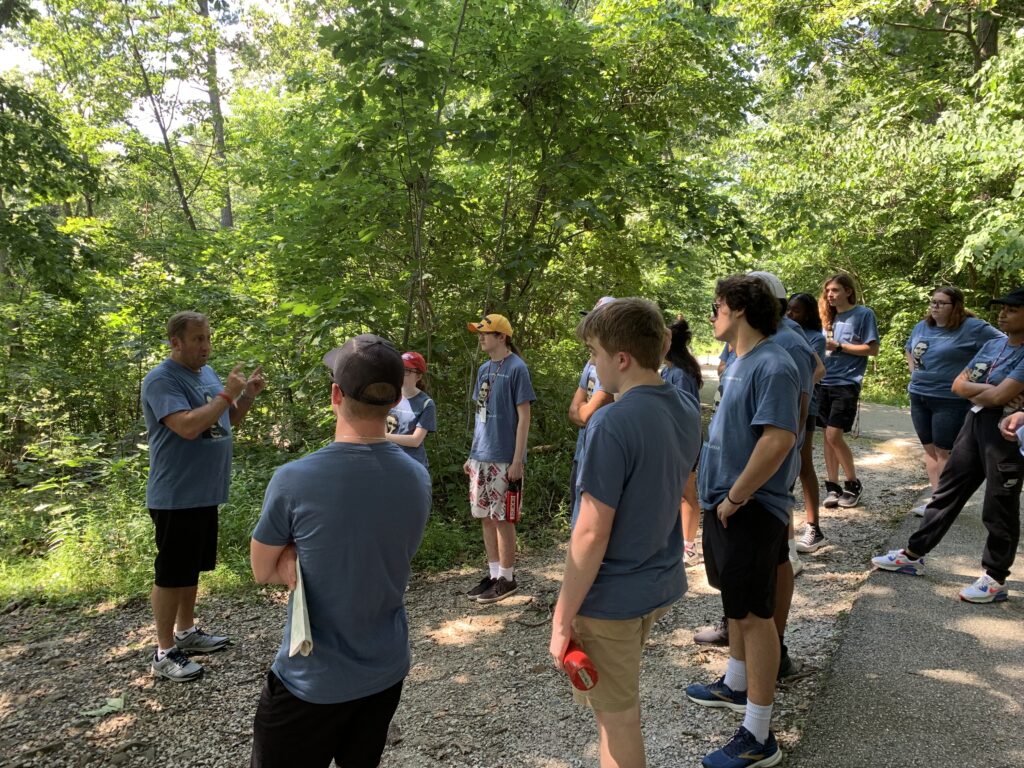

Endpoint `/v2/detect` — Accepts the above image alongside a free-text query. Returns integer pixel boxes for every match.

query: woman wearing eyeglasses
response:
[384,351,437,469]
[904,287,1003,514]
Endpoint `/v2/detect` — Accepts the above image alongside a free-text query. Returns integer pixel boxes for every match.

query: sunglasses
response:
[711,301,724,319]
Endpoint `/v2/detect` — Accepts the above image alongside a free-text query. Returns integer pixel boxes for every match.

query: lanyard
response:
[484,356,509,403]
[986,340,1023,383]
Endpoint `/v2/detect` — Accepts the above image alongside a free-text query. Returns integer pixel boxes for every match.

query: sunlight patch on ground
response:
[425,615,508,646]
[948,616,1024,651]
[916,668,1022,712]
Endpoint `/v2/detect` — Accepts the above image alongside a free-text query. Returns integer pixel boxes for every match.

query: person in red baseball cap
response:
[384,352,436,468]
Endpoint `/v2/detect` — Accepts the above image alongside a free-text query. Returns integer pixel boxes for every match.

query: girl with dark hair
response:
[662,316,703,565]
[788,294,828,551]
[904,287,1003,514]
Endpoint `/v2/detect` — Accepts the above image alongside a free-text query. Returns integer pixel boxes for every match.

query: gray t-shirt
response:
[699,340,801,525]
[575,383,700,620]
[573,361,604,461]
[470,353,536,463]
[142,359,232,509]
[823,305,879,386]
[387,391,436,467]
[906,318,1004,399]
[661,364,701,404]
[253,441,430,705]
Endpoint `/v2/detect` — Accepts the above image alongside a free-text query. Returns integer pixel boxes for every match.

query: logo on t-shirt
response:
[968,361,990,382]
[586,373,596,401]
[477,379,491,408]
[202,393,228,439]
[386,413,399,434]
[911,340,929,371]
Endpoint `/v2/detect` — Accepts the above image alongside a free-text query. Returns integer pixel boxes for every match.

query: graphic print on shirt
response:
[968,361,990,382]
[386,413,399,434]
[202,393,228,439]
[911,340,929,371]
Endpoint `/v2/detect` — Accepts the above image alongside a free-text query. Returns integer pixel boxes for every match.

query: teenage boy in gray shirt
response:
[687,276,800,768]
[249,335,430,768]
[549,298,701,768]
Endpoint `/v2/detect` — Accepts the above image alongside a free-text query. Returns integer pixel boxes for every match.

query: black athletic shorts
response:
[149,506,218,588]
[702,500,789,620]
[250,670,403,768]
[817,383,861,433]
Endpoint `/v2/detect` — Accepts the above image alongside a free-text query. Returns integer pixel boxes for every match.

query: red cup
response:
[562,640,598,691]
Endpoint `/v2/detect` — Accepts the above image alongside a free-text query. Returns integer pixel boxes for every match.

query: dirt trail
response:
[0,436,925,767]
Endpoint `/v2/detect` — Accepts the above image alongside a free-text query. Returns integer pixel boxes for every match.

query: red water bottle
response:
[562,640,598,691]
[505,479,523,523]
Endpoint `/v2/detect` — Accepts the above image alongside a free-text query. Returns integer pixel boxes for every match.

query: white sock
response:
[488,561,500,579]
[723,656,747,692]
[498,566,514,581]
[743,701,773,744]
[156,645,176,660]
[174,625,197,639]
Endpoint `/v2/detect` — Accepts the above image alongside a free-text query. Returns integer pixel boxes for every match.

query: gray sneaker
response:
[175,628,229,654]
[152,647,203,682]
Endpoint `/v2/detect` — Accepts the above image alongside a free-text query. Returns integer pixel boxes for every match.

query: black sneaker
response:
[476,576,518,604]
[693,616,729,646]
[837,478,863,508]
[823,481,842,508]
[467,576,496,598]
[777,646,803,680]
[795,523,826,553]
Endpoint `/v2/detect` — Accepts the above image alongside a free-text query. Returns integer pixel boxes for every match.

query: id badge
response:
[971,404,983,413]
[477,406,487,424]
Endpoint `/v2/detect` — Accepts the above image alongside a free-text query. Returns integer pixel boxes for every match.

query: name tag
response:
[971,404,983,413]
[477,407,487,424]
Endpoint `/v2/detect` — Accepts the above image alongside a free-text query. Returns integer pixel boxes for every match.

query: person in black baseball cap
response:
[322,334,404,407]
[990,287,1024,307]
[250,333,429,766]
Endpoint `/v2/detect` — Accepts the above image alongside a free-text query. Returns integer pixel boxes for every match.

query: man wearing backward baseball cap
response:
[249,334,431,767]
[464,314,536,603]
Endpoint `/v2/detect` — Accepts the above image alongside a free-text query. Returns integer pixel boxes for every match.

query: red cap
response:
[401,351,427,373]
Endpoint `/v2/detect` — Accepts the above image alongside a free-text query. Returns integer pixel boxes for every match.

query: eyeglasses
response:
[929,300,952,308]
[711,301,724,319]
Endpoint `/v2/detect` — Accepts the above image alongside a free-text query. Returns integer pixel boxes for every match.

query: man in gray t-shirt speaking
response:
[142,311,264,682]
[250,334,430,768]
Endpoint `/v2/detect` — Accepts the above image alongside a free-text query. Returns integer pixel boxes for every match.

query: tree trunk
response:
[197,0,233,229]
[120,1,198,231]
[974,11,998,70]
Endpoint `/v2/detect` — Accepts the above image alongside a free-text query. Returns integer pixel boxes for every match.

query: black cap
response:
[989,287,1024,307]
[322,334,403,405]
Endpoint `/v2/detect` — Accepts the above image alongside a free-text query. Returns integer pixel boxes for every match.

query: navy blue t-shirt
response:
[387,391,436,467]
[470,353,536,463]
[142,359,232,509]
[573,362,604,461]
[575,383,700,619]
[823,305,879,386]
[699,340,801,524]
[906,318,1004,399]
[964,337,1024,389]
[253,441,431,705]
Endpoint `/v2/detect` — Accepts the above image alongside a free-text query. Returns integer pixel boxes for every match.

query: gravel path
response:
[0,436,925,768]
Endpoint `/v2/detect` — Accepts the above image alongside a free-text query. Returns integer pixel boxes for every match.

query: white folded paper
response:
[288,557,313,657]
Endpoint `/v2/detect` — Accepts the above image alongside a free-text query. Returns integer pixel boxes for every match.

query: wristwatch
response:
[836,342,844,353]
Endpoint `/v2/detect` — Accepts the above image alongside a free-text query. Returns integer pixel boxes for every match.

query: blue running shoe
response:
[871,548,924,576]
[702,726,782,768]
[685,676,747,713]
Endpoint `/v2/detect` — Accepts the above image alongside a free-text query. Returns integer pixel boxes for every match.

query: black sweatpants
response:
[909,407,1024,582]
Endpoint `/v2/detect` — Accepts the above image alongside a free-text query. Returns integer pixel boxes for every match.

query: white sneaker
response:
[871,549,925,576]
[789,549,804,577]
[911,496,931,517]
[959,573,1009,603]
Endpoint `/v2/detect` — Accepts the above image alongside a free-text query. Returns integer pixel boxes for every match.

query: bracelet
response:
[726,492,743,505]
[217,391,234,405]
